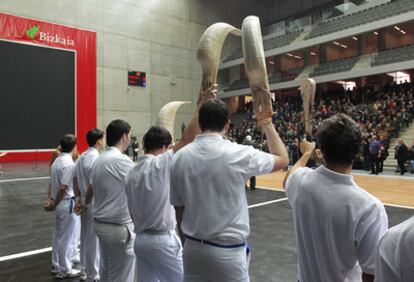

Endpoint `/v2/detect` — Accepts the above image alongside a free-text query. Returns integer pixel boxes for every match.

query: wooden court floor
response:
[257,171,414,208]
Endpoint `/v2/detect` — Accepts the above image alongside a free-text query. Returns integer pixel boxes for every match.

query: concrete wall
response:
[0,0,270,141]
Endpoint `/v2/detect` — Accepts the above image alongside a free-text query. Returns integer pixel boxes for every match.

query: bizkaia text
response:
[39,32,75,46]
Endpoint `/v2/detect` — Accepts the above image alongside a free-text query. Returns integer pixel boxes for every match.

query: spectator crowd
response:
[227,81,414,174]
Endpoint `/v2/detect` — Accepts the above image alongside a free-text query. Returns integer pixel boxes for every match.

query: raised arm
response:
[261,122,289,172]
[283,140,316,189]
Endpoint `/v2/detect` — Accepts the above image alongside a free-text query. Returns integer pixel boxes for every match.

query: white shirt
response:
[285,166,388,282]
[91,147,134,224]
[375,216,414,282]
[125,150,176,233]
[74,147,99,196]
[50,153,76,200]
[170,133,274,243]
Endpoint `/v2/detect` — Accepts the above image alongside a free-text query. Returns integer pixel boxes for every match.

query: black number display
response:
[128,71,146,87]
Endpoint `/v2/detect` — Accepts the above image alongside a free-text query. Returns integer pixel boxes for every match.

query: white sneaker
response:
[79,271,87,281]
[56,269,81,279]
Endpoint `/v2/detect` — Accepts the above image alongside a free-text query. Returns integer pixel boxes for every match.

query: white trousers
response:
[71,212,81,262]
[52,199,79,273]
[183,239,250,282]
[80,206,100,281]
[135,230,183,282]
[94,221,136,282]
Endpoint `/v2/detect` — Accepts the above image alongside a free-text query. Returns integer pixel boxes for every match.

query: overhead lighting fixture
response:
[401,30,407,35]
[310,52,316,56]
[394,26,400,31]
[340,44,348,48]
[374,31,378,35]
[352,36,358,40]
[333,41,340,46]
[294,55,301,59]
[287,53,294,57]
[269,61,275,64]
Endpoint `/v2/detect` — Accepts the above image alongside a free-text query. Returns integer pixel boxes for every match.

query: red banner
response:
[0,13,96,162]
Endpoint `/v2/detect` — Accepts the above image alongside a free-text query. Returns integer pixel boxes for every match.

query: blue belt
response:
[185,235,246,249]
[61,197,75,213]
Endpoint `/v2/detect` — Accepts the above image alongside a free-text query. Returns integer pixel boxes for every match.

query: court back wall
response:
[0,40,75,150]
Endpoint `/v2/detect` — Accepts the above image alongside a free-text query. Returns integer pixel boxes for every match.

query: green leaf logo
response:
[26,25,39,39]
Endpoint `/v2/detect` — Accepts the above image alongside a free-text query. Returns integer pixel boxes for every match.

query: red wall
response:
[0,13,96,162]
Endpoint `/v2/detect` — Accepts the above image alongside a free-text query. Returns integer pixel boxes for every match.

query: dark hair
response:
[199,99,230,132]
[60,134,77,153]
[317,114,362,166]
[143,126,172,153]
[106,119,131,147]
[86,128,105,147]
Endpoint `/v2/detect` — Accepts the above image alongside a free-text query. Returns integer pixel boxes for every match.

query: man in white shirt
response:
[90,120,135,282]
[375,215,414,281]
[125,87,215,282]
[50,134,81,279]
[73,128,105,282]
[284,114,388,282]
[170,98,289,281]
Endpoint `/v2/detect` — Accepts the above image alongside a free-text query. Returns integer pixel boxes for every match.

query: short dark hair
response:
[199,99,230,132]
[106,119,131,147]
[143,126,172,153]
[317,114,362,166]
[60,134,77,153]
[86,128,105,147]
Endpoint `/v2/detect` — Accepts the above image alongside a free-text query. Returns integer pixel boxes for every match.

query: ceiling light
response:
[333,41,340,45]
[394,26,400,31]
[294,55,301,59]
[401,30,406,35]
[310,52,316,56]
[352,36,358,40]
[269,61,275,64]
[340,44,348,48]
[374,32,378,35]
[287,53,294,57]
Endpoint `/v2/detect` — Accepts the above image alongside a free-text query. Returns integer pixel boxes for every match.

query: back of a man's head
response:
[317,114,362,167]
[143,126,172,153]
[106,119,131,147]
[87,128,105,147]
[60,134,77,153]
[199,99,230,132]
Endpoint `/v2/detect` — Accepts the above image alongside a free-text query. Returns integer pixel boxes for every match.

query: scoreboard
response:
[128,71,146,87]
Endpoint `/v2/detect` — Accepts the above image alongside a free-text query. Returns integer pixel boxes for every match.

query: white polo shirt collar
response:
[107,146,122,154]
[195,132,223,140]
[315,165,355,186]
[60,152,72,158]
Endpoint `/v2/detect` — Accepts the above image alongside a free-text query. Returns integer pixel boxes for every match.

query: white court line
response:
[383,202,414,210]
[248,197,288,209]
[352,172,414,181]
[0,191,412,262]
[0,176,50,184]
[0,197,290,262]
[255,187,414,210]
[0,247,51,262]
